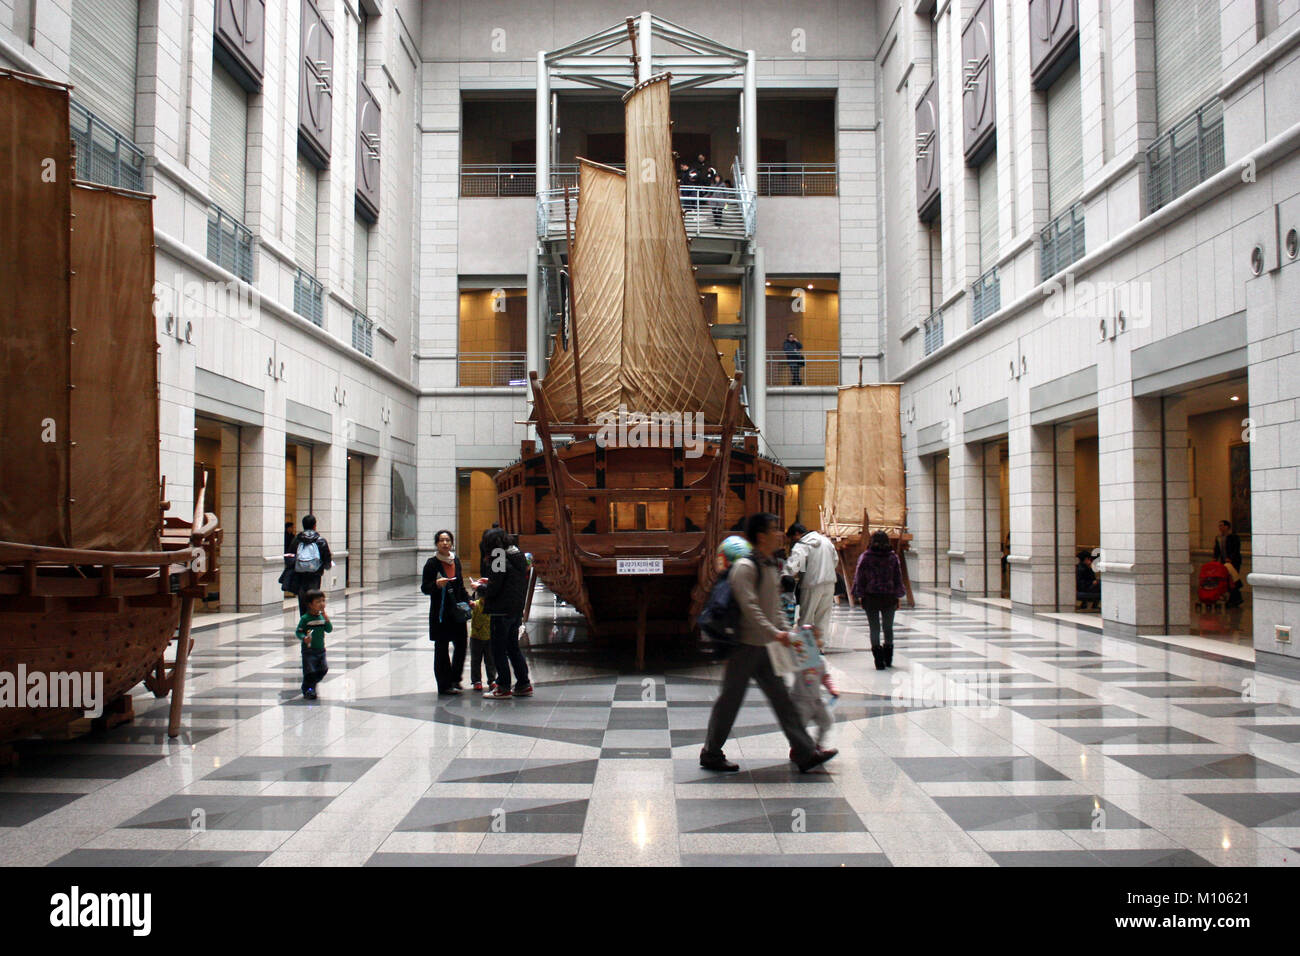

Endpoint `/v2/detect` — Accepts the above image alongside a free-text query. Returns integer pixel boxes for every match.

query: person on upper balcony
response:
[783,332,805,386]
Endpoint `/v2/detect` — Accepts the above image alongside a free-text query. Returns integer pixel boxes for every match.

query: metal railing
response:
[969,266,1000,326]
[69,99,145,192]
[1145,98,1225,215]
[460,164,538,197]
[459,351,527,387]
[756,163,837,196]
[767,350,840,387]
[352,311,374,358]
[293,269,324,327]
[1039,203,1086,283]
[923,308,944,356]
[537,182,755,240]
[206,205,254,283]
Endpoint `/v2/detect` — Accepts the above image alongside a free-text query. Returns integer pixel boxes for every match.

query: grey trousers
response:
[704,643,817,761]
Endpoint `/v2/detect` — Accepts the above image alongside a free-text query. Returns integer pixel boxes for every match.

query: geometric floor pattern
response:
[2,583,1298,867]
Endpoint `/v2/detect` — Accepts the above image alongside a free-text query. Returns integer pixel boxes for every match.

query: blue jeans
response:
[490,614,529,690]
[301,646,328,693]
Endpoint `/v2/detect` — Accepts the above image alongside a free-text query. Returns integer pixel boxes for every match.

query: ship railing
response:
[766,350,840,387]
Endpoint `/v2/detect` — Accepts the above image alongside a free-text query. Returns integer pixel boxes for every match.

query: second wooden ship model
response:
[495,74,787,667]
[0,69,220,760]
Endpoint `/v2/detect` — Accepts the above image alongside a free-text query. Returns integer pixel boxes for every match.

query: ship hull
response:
[496,437,787,649]
[0,597,179,743]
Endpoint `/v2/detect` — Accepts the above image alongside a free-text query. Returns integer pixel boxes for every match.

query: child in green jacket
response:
[296,590,332,699]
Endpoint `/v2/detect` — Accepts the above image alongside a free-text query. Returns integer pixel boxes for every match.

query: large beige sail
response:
[540,160,626,422]
[824,384,906,535]
[620,75,745,427]
[821,409,839,529]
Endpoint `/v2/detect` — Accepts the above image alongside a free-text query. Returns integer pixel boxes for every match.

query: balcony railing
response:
[459,351,527,387]
[766,350,840,387]
[69,99,145,192]
[923,308,944,356]
[1040,203,1086,283]
[969,266,1000,326]
[1145,98,1225,215]
[756,163,837,196]
[206,205,254,283]
[537,182,755,240]
[460,164,538,197]
[352,311,374,358]
[293,269,324,327]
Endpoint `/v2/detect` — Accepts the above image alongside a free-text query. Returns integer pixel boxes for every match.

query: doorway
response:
[193,418,226,612]
[346,454,367,590]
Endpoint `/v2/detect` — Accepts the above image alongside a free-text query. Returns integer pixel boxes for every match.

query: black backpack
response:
[698,561,744,647]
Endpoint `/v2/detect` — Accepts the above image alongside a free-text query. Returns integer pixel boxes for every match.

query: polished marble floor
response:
[1,583,1298,867]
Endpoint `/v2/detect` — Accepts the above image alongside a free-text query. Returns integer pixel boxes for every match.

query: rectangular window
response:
[977,151,998,274]
[210,61,249,220]
[295,154,319,272]
[458,286,527,386]
[1154,0,1222,134]
[1046,60,1083,219]
[69,0,138,137]
[354,216,370,314]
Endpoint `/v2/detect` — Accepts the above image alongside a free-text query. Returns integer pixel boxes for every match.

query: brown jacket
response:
[729,555,785,645]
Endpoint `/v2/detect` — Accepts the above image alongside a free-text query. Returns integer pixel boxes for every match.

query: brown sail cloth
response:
[68,184,161,552]
[0,73,72,547]
[823,384,906,534]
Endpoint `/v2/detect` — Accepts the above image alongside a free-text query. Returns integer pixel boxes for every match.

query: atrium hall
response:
[0,1,1298,873]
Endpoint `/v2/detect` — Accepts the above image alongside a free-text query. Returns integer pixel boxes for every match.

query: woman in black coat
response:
[422,529,470,695]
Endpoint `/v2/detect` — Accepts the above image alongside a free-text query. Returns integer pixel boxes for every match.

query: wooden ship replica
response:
[495,74,787,668]
[0,69,220,759]
[819,381,915,607]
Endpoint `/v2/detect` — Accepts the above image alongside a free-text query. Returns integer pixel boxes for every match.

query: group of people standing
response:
[421,527,533,700]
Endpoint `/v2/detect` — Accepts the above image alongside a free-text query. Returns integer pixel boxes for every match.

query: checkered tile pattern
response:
[2,586,1298,867]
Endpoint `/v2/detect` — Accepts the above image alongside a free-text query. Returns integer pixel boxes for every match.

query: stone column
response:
[1097,391,1190,635]
[1010,421,1075,611]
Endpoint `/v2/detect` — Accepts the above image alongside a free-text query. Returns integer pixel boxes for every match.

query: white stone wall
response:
[879,0,1300,661]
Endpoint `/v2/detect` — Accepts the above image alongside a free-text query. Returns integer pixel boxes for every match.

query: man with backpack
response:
[284,514,333,615]
[699,513,838,774]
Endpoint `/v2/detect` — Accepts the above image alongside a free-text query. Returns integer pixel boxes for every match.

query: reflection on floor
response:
[1,583,1297,867]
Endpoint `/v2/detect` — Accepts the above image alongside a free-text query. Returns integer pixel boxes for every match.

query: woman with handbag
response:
[422,529,471,695]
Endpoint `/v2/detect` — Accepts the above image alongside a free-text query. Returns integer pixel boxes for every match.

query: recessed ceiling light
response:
[806,283,814,290]
[764,281,770,286]
[1230,395,1240,401]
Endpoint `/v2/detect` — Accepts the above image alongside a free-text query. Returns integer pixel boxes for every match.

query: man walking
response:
[784,522,838,642]
[476,527,533,699]
[700,512,838,774]
[285,514,333,615]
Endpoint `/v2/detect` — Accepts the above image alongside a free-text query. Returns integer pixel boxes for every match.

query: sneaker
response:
[796,747,838,773]
[472,682,483,692]
[513,683,534,698]
[303,688,317,700]
[483,687,513,699]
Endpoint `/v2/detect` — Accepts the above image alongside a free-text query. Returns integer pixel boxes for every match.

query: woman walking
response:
[852,530,906,670]
[422,529,470,695]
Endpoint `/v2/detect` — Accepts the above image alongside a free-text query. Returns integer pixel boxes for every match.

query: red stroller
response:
[1197,561,1230,608]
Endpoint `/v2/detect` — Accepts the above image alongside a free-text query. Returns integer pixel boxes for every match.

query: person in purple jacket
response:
[851,530,907,670]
